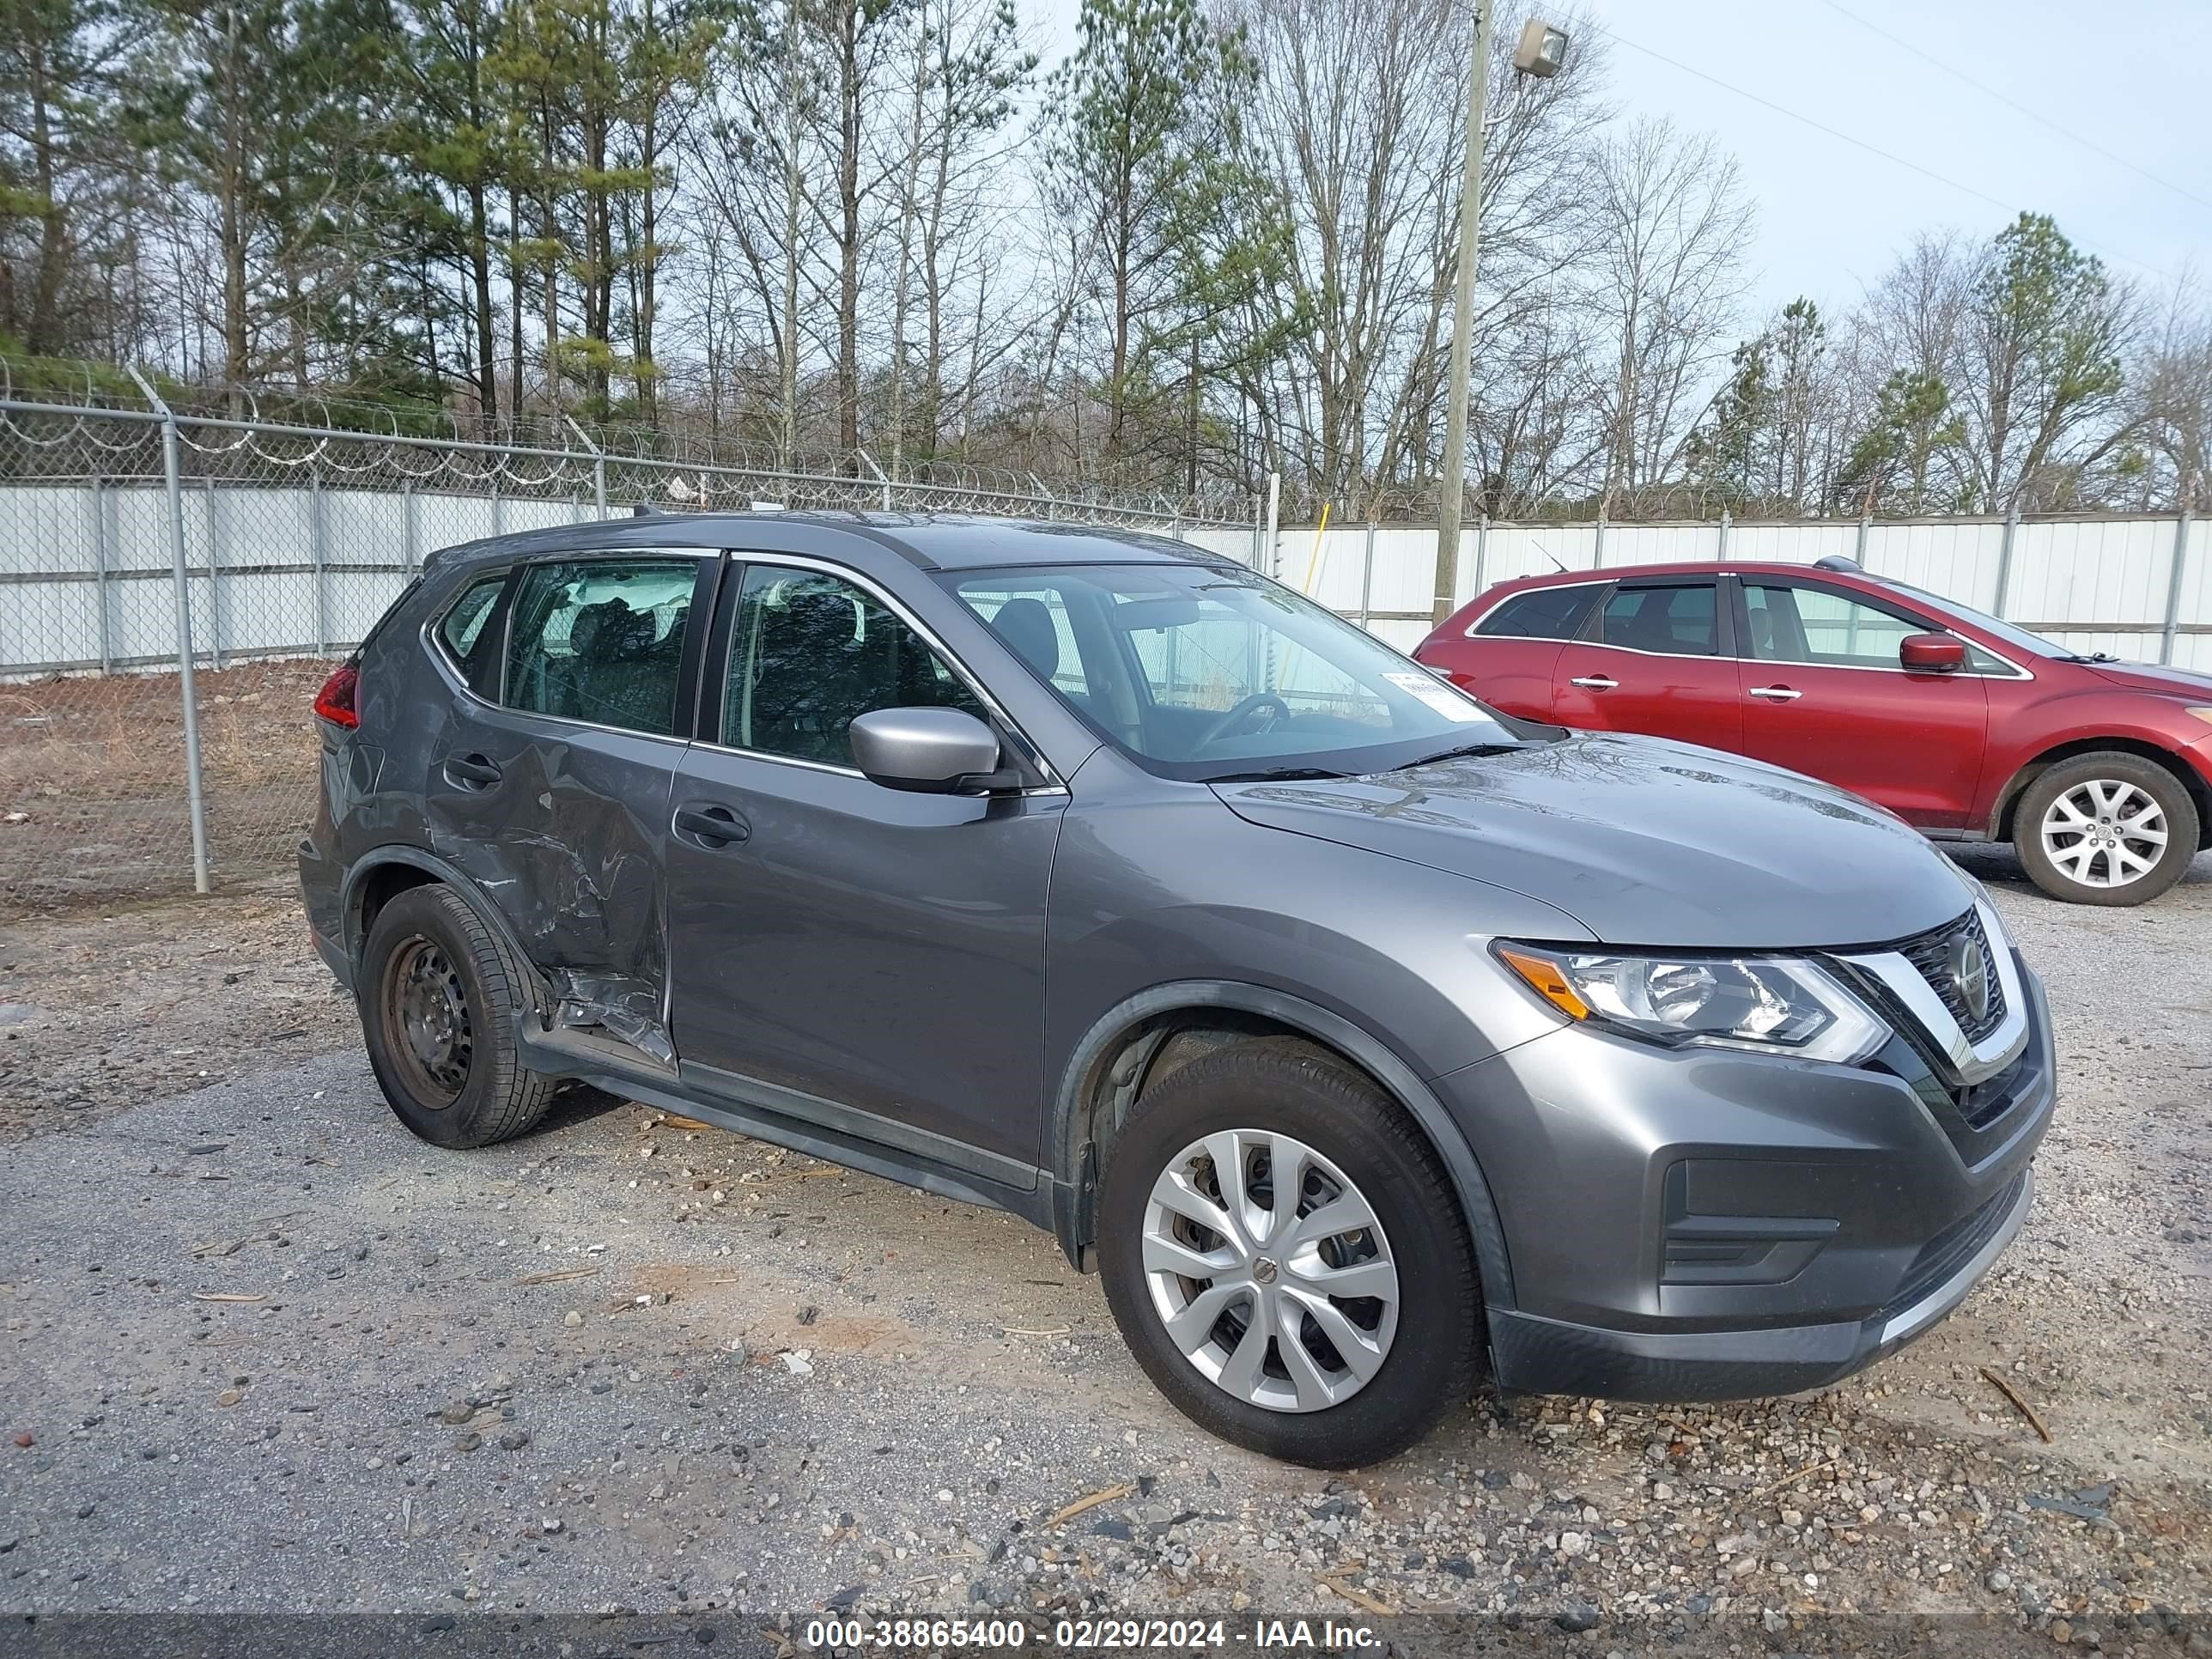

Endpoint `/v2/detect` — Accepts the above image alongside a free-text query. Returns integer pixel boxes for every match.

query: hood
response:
[2087,659,2212,698]
[1212,732,1977,951]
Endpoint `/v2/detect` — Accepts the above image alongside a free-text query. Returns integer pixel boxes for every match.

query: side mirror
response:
[1900,632,1966,674]
[848,707,1006,793]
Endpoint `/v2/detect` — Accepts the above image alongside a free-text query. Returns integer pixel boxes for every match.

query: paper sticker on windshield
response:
[1383,671,1487,722]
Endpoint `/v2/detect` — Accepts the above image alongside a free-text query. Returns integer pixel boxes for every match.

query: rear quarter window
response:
[435,571,511,690]
[1474,586,1601,640]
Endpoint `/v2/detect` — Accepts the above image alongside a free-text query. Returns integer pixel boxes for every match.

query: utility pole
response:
[1431,15,1569,625]
[1431,4,1493,627]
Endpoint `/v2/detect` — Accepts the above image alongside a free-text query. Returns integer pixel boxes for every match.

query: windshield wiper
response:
[2057,651,2119,663]
[1406,741,1524,766]
[1204,765,1353,783]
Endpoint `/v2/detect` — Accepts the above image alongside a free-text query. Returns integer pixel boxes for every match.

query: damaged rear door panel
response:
[422,550,719,1067]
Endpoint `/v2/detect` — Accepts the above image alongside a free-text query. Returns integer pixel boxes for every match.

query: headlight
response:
[1496,944,1887,1065]
[2187,706,2212,728]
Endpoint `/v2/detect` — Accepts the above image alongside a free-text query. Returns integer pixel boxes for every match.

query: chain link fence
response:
[0,382,1258,915]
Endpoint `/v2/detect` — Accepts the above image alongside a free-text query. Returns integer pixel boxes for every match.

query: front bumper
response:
[1486,1166,2032,1400]
[1438,954,2054,1401]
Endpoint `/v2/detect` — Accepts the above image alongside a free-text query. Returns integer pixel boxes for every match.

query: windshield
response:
[1890,580,2069,660]
[946,562,1522,781]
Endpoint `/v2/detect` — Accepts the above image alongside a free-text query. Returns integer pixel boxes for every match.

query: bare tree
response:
[2130,271,2212,510]
[1222,0,1607,514]
[879,0,1030,475]
[1578,117,1752,512]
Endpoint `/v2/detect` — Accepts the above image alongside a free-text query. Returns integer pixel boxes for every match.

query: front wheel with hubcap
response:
[1097,1042,1483,1468]
[2014,751,2199,906]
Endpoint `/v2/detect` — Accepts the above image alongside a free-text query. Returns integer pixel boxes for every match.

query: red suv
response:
[1414,556,2212,905]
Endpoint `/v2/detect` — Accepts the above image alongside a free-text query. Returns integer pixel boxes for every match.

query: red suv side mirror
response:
[1899,632,1966,673]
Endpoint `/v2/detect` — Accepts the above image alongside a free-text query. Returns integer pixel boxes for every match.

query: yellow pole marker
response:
[1302,501,1333,594]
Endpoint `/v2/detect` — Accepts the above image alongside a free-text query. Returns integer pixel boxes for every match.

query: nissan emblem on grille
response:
[1948,928,1991,1024]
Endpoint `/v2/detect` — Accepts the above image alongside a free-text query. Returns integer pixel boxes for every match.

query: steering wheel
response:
[1194,691,1291,750]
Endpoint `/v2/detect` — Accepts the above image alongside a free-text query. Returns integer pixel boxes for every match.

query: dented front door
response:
[422,552,716,1065]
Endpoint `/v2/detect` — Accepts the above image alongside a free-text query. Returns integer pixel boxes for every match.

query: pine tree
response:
[1041,0,1287,482]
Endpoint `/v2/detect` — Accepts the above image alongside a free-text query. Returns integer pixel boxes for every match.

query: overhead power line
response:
[1592,21,2187,286]
[1813,0,2212,216]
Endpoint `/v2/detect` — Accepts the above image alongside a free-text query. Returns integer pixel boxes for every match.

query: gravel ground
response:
[0,883,355,1143]
[1,850,2208,1655]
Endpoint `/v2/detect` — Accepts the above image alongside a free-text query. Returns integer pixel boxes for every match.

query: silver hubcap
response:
[2040,781,2167,889]
[1141,1129,1399,1414]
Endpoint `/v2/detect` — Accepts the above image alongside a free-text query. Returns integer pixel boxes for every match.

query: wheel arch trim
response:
[339,847,550,1017]
[1050,980,1517,1310]
[1987,736,2212,848]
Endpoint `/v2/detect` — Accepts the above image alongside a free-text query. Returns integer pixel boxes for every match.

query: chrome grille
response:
[1894,907,2008,1046]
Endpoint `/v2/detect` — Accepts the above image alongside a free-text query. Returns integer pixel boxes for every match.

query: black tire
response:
[2013,751,2199,907]
[358,884,555,1149]
[1096,1042,1484,1468]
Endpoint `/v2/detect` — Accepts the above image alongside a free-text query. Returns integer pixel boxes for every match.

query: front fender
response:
[1049,979,1524,1312]
[1983,714,2212,842]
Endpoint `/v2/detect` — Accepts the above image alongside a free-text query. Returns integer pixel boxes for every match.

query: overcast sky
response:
[1030,0,2212,322]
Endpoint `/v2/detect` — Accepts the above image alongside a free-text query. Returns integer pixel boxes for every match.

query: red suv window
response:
[1596,582,1719,655]
[1475,585,1603,640]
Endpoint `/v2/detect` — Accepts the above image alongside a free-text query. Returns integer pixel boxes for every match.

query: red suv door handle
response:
[1569,675,1618,690]
[1748,685,1803,702]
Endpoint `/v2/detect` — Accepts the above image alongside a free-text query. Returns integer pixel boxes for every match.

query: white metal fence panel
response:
[1857,520,2005,610]
[2177,515,2211,673]
[8,383,2207,915]
[1480,522,1599,587]
[1601,521,1710,567]
[1267,516,2210,665]
[1724,519,1858,563]
[1177,526,1258,566]
[2004,517,2178,665]
[1,398,1254,910]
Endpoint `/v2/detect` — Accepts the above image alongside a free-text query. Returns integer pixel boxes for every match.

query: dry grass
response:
[0,658,334,913]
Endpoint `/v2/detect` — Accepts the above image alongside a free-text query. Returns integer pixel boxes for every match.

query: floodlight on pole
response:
[1511,19,1570,77]
[1431,15,1571,626]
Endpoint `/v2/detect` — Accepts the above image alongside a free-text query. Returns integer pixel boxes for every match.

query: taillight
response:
[313,660,361,728]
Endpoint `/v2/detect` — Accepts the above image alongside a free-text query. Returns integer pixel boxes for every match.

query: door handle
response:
[672,802,750,848]
[441,752,502,790]
[1748,685,1803,702]
[1569,675,1618,690]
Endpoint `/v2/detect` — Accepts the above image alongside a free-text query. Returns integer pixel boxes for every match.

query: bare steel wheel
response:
[1098,1042,1482,1468]
[2037,779,2166,890]
[381,936,474,1105]
[2014,751,2197,907]
[1143,1129,1399,1413]
[359,883,555,1148]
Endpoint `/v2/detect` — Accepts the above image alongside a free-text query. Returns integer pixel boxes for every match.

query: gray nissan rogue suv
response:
[301,514,2054,1468]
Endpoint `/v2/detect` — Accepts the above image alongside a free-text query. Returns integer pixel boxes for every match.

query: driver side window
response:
[1743,583,1917,667]
[723,563,985,768]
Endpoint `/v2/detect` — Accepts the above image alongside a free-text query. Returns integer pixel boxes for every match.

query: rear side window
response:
[1599,581,1718,656]
[1474,586,1601,640]
[504,558,699,737]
